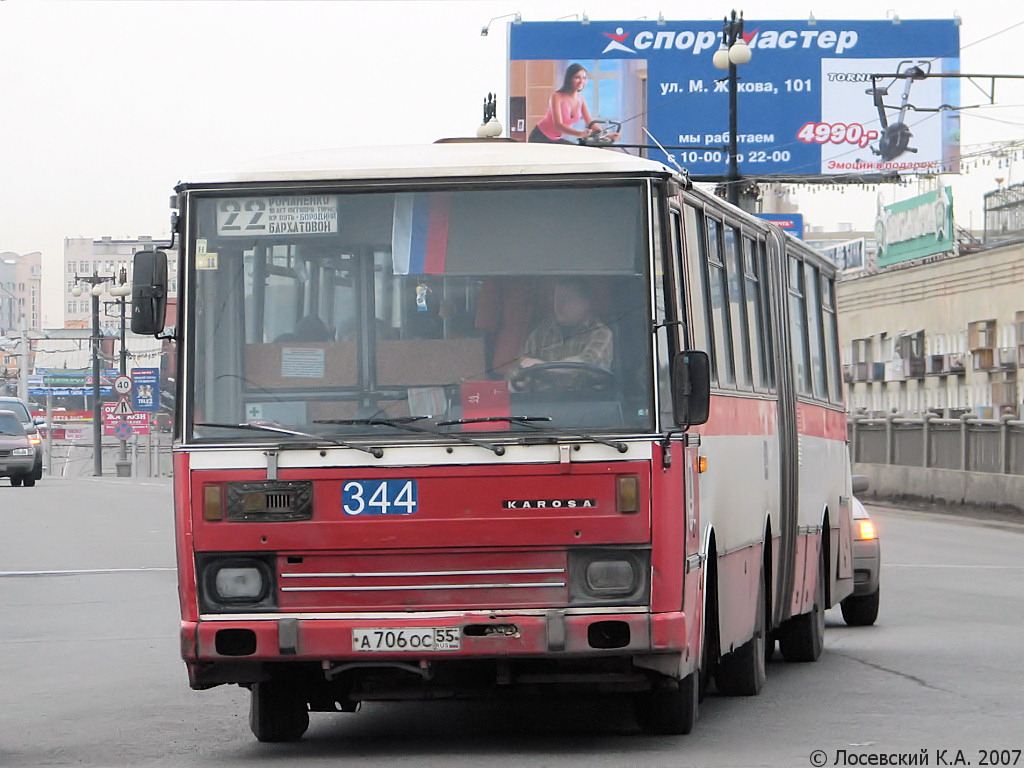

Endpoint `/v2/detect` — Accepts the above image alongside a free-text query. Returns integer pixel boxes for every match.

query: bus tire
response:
[841,586,880,626]
[778,548,825,663]
[635,670,699,735]
[715,567,766,696]
[249,679,310,743]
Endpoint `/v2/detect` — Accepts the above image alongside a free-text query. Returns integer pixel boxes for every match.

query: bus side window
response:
[682,204,710,356]
[742,235,769,391]
[723,225,751,390]
[822,276,843,403]
[803,262,828,399]
[788,256,811,395]
[706,217,735,387]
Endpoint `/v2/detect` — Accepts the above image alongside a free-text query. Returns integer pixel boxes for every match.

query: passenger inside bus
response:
[274,314,335,343]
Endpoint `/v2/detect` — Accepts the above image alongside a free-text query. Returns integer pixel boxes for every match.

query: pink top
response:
[535,95,584,141]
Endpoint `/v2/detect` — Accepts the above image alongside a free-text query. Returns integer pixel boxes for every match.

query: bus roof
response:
[177,140,680,189]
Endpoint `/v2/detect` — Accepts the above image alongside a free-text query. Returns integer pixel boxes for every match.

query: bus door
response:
[766,226,800,626]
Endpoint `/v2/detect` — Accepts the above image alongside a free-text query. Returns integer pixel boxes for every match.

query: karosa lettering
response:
[503,499,597,509]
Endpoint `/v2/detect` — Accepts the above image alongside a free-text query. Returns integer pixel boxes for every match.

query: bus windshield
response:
[186,182,656,442]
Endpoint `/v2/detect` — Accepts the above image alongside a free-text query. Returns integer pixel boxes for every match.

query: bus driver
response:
[517,278,613,372]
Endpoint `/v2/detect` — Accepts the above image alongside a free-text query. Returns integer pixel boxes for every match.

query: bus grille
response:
[277,550,568,611]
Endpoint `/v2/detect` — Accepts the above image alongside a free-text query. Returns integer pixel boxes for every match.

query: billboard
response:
[875,185,954,267]
[756,213,804,238]
[817,238,867,271]
[508,19,960,178]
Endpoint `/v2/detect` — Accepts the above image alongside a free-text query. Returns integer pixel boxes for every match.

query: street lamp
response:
[72,271,117,476]
[107,268,133,476]
[713,10,753,209]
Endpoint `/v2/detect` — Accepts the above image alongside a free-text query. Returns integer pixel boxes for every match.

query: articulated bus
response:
[131,140,853,741]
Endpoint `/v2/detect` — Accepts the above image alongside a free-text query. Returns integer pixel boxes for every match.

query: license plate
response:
[352,627,460,652]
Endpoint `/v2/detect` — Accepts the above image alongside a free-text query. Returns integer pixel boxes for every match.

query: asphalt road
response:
[2,476,1023,767]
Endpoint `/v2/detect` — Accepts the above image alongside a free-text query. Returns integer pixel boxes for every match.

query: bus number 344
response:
[342,479,418,516]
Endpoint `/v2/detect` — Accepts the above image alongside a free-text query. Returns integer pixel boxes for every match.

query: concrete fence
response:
[849,413,1024,512]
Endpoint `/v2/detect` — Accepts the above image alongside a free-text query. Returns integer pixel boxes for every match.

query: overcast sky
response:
[2,0,1023,327]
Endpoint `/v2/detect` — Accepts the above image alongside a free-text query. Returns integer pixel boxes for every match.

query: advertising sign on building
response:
[756,213,804,238]
[875,184,954,267]
[508,19,960,178]
[818,237,867,271]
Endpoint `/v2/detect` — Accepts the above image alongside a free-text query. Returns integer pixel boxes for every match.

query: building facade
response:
[64,236,178,332]
[837,240,1024,420]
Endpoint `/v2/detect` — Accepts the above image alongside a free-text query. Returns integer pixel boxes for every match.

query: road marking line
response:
[0,567,176,578]
[886,564,1024,569]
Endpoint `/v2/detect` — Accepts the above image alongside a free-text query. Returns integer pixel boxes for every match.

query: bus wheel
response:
[715,567,766,696]
[635,671,699,735]
[778,549,825,663]
[249,679,310,742]
[10,476,23,487]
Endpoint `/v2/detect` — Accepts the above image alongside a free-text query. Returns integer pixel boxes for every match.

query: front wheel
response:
[635,670,699,735]
[841,587,880,626]
[249,679,310,743]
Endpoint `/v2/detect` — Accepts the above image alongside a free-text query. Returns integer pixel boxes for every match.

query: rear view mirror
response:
[672,350,711,426]
[131,250,168,336]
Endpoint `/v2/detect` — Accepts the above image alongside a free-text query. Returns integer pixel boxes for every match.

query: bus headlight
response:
[568,549,649,606]
[215,567,265,599]
[586,559,635,592]
[198,555,276,611]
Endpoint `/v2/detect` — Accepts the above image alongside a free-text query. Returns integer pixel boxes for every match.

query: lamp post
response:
[712,10,752,209]
[107,268,132,476]
[72,271,116,476]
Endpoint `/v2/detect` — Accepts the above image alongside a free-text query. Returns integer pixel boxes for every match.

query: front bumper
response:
[851,539,880,595]
[0,453,35,478]
[183,610,690,687]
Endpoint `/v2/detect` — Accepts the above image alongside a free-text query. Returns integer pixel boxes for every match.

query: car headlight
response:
[12,447,31,456]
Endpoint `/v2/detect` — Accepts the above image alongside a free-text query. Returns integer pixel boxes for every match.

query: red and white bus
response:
[132,140,854,741]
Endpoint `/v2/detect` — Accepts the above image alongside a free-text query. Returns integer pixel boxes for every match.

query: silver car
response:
[0,410,37,487]
[0,396,43,482]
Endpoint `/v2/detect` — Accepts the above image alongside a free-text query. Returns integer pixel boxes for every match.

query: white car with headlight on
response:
[841,479,880,626]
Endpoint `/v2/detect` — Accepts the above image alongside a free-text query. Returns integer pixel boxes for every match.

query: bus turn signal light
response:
[697,456,708,473]
[617,475,639,514]
[204,485,223,521]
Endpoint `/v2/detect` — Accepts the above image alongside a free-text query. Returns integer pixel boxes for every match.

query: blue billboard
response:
[508,19,960,178]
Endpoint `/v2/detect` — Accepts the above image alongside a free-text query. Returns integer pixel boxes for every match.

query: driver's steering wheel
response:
[510,362,618,394]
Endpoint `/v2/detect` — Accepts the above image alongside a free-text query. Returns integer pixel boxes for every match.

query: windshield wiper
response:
[194,421,383,458]
[438,415,628,454]
[316,417,506,456]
